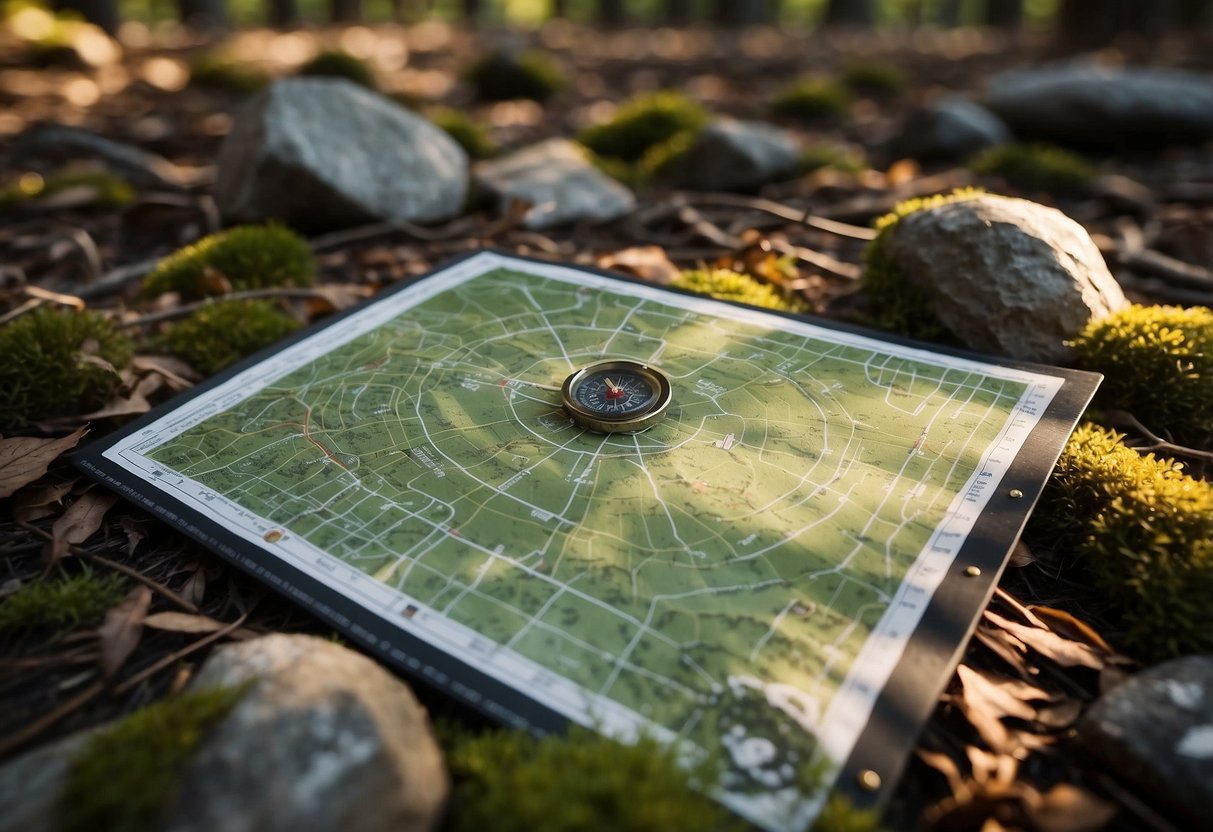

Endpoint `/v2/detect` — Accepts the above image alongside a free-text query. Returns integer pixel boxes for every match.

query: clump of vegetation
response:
[58,685,248,832]
[0,169,135,211]
[465,49,564,103]
[798,145,867,176]
[636,129,698,181]
[140,225,315,300]
[578,91,709,165]
[841,60,907,98]
[1072,304,1213,448]
[444,727,742,832]
[813,793,887,832]
[188,51,269,93]
[298,49,376,89]
[969,143,1095,194]
[771,76,851,120]
[427,108,496,158]
[159,299,301,376]
[1034,423,1213,661]
[0,569,126,633]
[0,306,133,432]
[861,188,984,341]
[672,268,808,313]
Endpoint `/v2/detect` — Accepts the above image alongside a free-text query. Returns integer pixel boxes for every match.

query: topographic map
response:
[100,253,1066,830]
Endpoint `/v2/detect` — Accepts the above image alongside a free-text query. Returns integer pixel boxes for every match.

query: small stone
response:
[880,194,1127,362]
[896,95,1011,161]
[0,731,90,832]
[664,119,800,192]
[1079,655,1213,826]
[216,78,468,229]
[473,138,635,229]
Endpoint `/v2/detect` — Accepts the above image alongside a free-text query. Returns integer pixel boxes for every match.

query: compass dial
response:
[561,360,672,434]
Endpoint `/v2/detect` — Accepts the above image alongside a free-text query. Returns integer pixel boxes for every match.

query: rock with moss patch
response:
[141,225,315,300]
[867,192,1126,360]
[770,76,850,121]
[298,50,376,89]
[578,91,709,165]
[658,119,800,192]
[216,78,468,229]
[465,49,564,103]
[159,299,302,376]
[473,139,635,229]
[896,95,1010,161]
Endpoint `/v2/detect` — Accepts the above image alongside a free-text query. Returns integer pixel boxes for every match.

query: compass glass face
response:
[572,369,658,417]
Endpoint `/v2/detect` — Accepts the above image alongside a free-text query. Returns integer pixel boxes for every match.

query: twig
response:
[0,679,104,757]
[1100,410,1213,462]
[112,608,252,695]
[308,215,486,251]
[1118,247,1213,292]
[75,256,161,301]
[121,287,350,327]
[678,192,878,240]
[768,240,862,280]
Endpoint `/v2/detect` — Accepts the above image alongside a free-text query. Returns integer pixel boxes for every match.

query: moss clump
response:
[813,793,887,832]
[672,268,808,313]
[159,299,301,376]
[969,143,1094,194]
[188,52,269,93]
[465,49,564,103]
[1072,304,1213,448]
[0,306,133,432]
[427,108,496,158]
[1034,423,1213,661]
[298,50,376,89]
[636,129,698,181]
[861,188,984,341]
[0,169,135,211]
[445,727,742,832]
[841,61,907,98]
[58,685,248,832]
[771,76,851,120]
[0,569,126,633]
[799,145,866,176]
[578,91,709,165]
[141,225,315,300]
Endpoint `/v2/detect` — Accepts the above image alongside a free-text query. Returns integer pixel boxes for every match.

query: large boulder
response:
[896,95,1011,161]
[984,64,1213,148]
[877,194,1127,362]
[216,78,468,229]
[663,119,800,192]
[473,138,634,229]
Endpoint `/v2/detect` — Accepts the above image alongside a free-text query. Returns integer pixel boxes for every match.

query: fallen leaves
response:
[0,426,88,498]
[45,488,119,566]
[97,584,151,678]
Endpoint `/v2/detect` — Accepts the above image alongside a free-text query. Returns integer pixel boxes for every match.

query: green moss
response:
[636,129,698,181]
[771,76,851,120]
[841,61,907,98]
[582,145,647,189]
[798,145,867,176]
[298,49,376,89]
[1072,304,1213,448]
[578,91,709,165]
[159,299,301,376]
[427,108,496,158]
[58,685,248,832]
[0,169,135,211]
[813,794,887,832]
[0,569,126,633]
[672,268,808,313]
[445,727,742,832]
[465,49,564,103]
[188,52,269,93]
[0,306,133,432]
[969,143,1094,194]
[141,225,315,300]
[1034,423,1213,661]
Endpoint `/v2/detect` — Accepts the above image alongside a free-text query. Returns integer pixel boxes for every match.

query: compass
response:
[561,360,672,434]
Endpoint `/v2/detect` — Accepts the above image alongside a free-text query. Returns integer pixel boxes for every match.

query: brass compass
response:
[561,360,672,434]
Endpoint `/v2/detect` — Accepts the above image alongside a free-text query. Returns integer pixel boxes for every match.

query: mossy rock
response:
[188,52,269,93]
[771,76,851,121]
[1072,304,1213,448]
[0,306,133,432]
[159,299,301,376]
[578,91,710,165]
[1034,423,1213,661]
[465,49,564,103]
[0,169,135,212]
[672,268,808,313]
[141,225,315,300]
[0,569,126,634]
[842,61,907,98]
[427,108,496,159]
[298,50,376,89]
[969,143,1095,194]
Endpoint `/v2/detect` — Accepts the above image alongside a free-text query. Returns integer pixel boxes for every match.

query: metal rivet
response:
[964,565,982,578]
[857,769,882,791]
[1009,488,1024,499]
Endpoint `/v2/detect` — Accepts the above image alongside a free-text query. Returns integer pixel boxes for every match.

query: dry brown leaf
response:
[12,476,78,523]
[132,355,200,392]
[143,611,226,634]
[1022,784,1118,832]
[984,611,1105,670]
[1007,539,1037,568]
[118,516,146,555]
[596,246,680,286]
[74,372,162,423]
[45,489,119,566]
[917,747,968,797]
[0,426,88,498]
[1026,605,1115,654]
[956,665,1049,752]
[974,624,1035,681]
[200,265,233,295]
[309,284,373,311]
[1033,698,1084,729]
[97,585,151,678]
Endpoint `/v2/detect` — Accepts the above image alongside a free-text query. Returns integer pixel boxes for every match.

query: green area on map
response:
[148,267,1026,795]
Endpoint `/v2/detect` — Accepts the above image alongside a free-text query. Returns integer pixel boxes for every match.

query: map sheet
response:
[79,252,1097,830]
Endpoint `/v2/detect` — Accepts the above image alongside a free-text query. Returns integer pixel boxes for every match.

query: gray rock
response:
[0,730,90,832]
[160,634,448,832]
[664,119,800,192]
[1079,655,1213,826]
[985,64,1213,147]
[217,78,468,229]
[879,194,1127,361]
[473,138,634,229]
[897,95,1011,160]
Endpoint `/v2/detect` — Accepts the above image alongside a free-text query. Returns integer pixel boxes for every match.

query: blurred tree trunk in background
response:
[52,0,119,33]
[713,0,770,24]
[665,0,693,24]
[986,0,1023,28]
[937,0,962,25]
[1059,0,1180,46]
[330,0,359,23]
[177,0,226,29]
[550,0,568,17]
[598,0,626,25]
[462,0,483,23]
[824,0,874,25]
[268,0,298,26]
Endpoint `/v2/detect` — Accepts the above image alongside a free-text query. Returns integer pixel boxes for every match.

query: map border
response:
[74,250,1101,819]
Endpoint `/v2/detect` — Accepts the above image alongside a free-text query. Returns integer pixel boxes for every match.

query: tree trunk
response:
[985,0,1023,28]
[936,0,962,26]
[551,0,569,17]
[330,0,359,22]
[462,0,483,23]
[52,0,119,34]
[267,0,298,27]
[176,0,226,30]
[714,0,769,24]
[823,0,874,26]
[1059,0,1177,47]
[598,0,626,26]
[665,0,693,24]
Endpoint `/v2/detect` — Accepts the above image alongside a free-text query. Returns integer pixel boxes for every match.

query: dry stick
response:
[679,192,878,241]
[75,256,161,301]
[308,214,487,251]
[61,227,103,282]
[121,287,351,328]
[0,679,105,757]
[1101,410,1213,463]
[111,610,251,695]
[1118,247,1213,292]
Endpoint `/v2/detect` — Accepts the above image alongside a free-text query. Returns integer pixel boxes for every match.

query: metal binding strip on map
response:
[560,359,673,434]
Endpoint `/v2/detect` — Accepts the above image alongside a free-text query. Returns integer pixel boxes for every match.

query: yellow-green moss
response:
[298,49,376,89]
[1072,304,1213,448]
[636,129,699,181]
[188,52,269,93]
[771,77,851,120]
[0,306,133,432]
[672,268,808,313]
[578,91,709,165]
[813,794,887,832]
[445,727,742,832]
[159,299,301,376]
[799,145,867,176]
[0,569,126,633]
[140,225,315,300]
[0,169,135,211]
[427,108,496,159]
[465,49,564,103]
[969,143,1094,194]
[1034,423,1213,661]
[57,685,248,832]
[841,61,907,98]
